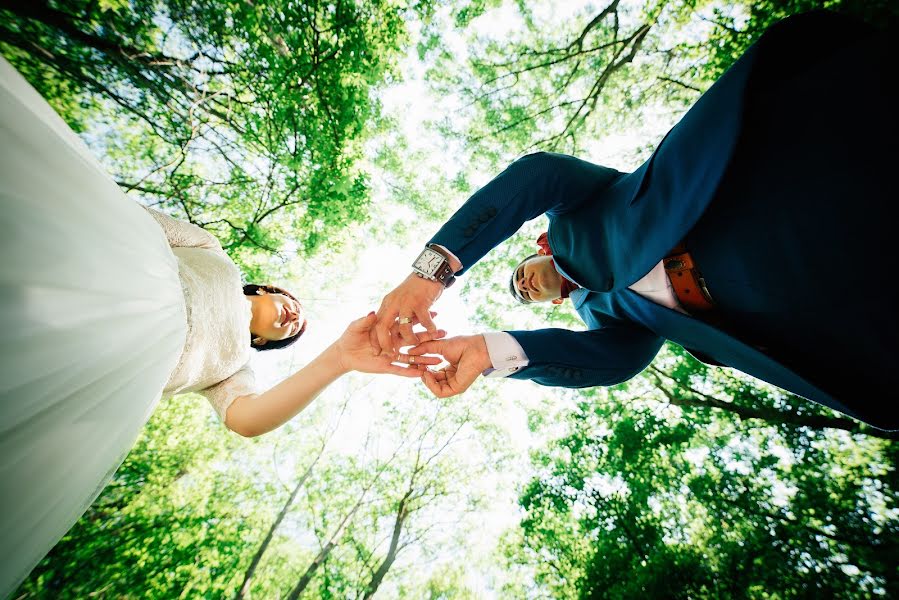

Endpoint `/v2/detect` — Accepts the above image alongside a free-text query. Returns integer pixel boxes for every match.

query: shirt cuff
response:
[482,331,529,378]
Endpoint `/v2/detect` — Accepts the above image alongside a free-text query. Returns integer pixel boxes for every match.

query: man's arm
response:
[428,152,621,275]
[374,153,621,353]
[410,324,664,398]
[505,325,664,388]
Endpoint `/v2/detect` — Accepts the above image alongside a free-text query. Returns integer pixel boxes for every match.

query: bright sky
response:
[239,3,650,593]
[203,0,749,593]
[239,7,569,592]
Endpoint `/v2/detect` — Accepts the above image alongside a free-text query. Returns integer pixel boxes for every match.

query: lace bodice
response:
[145,208,256,420]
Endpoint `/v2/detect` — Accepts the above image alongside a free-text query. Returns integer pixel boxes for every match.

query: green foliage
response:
[9,1,899,598]
[427,0,718,161]
[1,0,437,277]
[16,396,279,598]
[502,377,899,599]
[697,0,899,80]
[427,0,899,167]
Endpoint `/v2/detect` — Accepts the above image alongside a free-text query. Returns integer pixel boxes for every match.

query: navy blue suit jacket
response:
[427,32,867,426]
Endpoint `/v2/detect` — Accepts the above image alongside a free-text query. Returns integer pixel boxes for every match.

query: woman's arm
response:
[224,313,443,437]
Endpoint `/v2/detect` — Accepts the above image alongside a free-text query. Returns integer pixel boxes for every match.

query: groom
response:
[371,11,898,431]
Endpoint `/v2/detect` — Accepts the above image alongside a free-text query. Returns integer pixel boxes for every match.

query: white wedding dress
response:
[0,57,257,595]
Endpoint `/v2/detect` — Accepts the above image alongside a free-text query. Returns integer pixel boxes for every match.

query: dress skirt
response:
[684,11,898,424]
[0,57,188,595]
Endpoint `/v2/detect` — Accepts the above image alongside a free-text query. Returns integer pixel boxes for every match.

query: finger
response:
[397,319,419,350]
[373,309,397,355]
[392,352,442,366]
[428,368,448,383]
[421,369,439,393]
[384,364,428,378]
[412,329,447,344]
[422,370,451,397]
[409,311,439,326]
[369,317,380,353]
[408,340,442,356]
[349,312,376,332]
[416,307,438,332]
[426,370,457,398]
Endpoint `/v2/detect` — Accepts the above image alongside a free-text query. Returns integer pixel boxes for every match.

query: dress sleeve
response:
[143,206,225,253]
[198,362,257,422]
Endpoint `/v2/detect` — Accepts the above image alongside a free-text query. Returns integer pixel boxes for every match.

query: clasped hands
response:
[369,273,490,398]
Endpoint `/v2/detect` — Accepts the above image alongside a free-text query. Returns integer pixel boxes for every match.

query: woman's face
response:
[251,291,305,344]
[513,255,563,303]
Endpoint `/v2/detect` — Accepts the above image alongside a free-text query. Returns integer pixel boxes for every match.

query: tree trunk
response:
[285,488,368,600]
[361,495,410,600]
[648,368,898,440]
[233,452,322,600]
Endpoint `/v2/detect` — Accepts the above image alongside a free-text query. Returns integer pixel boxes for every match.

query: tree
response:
[425,0,899,164]
[233,397,352,600]
[501,384,899,598]
[1,0,437,276]
[426,0,719,161]
[358,399,475,599]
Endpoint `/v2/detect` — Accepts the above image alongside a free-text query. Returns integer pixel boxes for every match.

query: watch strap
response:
[413,245,457,288]
[426,244,457,288]
[433,261,456,288]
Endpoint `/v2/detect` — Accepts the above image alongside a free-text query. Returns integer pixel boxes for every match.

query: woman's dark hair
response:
[243,284,308,351]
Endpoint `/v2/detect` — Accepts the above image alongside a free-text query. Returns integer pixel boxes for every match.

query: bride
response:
[0,56,438,595]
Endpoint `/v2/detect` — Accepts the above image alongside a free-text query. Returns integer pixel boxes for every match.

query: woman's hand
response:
[336,313,444,377]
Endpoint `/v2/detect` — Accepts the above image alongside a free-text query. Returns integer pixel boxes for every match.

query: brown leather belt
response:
[664,243,715,312]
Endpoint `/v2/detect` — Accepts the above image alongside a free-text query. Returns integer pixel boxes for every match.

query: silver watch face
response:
[413,248,444,275]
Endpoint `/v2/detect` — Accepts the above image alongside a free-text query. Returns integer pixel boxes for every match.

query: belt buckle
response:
[664,252,694,272]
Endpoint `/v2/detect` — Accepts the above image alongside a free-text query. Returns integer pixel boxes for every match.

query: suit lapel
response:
[612,290,860,418]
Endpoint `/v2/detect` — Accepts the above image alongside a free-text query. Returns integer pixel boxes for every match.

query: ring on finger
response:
[409,355,416,364]
[398,316,412,325]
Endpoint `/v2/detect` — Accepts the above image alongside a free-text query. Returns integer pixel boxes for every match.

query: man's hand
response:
[408,335,492,398]
[336,313,444,377]
[373,273,444,355]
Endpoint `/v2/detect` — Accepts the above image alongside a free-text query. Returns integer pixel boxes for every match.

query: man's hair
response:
[508,254,540,304]
[243,284,308,351]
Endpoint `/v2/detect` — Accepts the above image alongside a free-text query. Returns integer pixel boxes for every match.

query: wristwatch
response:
[412,244,457,288]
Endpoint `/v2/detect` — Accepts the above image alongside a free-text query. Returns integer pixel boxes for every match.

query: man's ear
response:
[253,336,267,346]
[537,248,547,256]
[552,298,564,305]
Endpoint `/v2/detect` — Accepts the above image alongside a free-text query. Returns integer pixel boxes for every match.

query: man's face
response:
[512,255,564,303]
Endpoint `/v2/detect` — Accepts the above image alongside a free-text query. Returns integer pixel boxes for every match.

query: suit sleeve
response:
[506,322,664,388]
[429,152,620,275]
